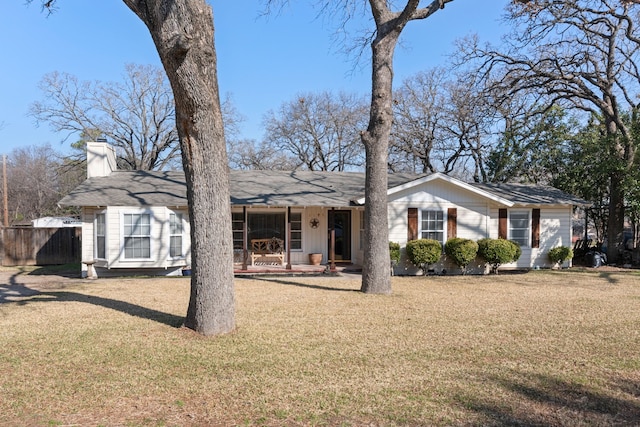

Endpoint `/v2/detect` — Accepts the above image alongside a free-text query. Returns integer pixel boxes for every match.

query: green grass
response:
[1,269,639,426]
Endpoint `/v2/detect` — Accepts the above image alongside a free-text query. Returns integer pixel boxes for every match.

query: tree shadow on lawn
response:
[243,276,360,293]
[1,272,184,328]
[458,370,640,426]
[596,271,625,285]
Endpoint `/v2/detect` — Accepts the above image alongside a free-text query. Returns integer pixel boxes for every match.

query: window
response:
[169,213,184,258]
[232,212,244,250]
[123,213,151,259]
[248,212,285,242]
[290,212,302,250]
[95,213,106,259]
[509,211,530,247]
[421,210,444,243]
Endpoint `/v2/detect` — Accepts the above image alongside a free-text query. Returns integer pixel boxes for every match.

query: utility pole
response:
[3,155,8,227]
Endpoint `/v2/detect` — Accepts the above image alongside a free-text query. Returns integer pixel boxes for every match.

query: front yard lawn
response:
[1,269,639,426]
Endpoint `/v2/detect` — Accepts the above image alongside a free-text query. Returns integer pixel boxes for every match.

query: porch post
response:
[330,208,336,272]
[242,206,248,270]
[286,206,292,270]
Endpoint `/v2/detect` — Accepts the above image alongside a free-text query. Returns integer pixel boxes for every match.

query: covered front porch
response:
[231,205,365,272]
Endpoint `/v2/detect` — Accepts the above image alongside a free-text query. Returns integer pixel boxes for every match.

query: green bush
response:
[406,239,442,274]
[389,242,401,264]
[477,238,521,274]
[511,240,522,262]
[444,238,479,274]
[548,246,573,266]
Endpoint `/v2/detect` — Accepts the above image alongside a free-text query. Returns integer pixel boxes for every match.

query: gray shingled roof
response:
[472,182,590,206]
[59,171,188,208]
[58,170,588,208]
[58,170,418,207]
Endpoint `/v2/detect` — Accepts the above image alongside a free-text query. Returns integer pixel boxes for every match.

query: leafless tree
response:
[121,0,235,335]
[34,0,239,336]
[228,139,299,170]
[263,91,367,171]
[461,0,640,262]
[262,0,456,292]
[357,0,455,293]
[266,0,454,293]
[30,64,180,171]
[4,144,81,222]
[439,72,496,181]
[390,68,447,174]
[390,68,495,180]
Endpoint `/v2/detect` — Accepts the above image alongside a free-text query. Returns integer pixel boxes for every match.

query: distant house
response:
[59,142,587,277]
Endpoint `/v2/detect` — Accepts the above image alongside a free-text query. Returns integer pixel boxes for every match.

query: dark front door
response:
[328,210,351,262]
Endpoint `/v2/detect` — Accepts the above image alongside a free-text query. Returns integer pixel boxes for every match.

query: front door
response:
[328,210,351,262]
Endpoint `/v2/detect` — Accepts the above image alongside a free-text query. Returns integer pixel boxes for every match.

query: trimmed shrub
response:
[444,238,479,274]
[389,242,401,264]
[477,238,521,274]
[389,242,401,276]
[511,240,522,262]
[548,246,573,266]
[406,239,442,274]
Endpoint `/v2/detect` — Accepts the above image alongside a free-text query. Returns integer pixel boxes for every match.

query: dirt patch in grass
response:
[1,268,639,426]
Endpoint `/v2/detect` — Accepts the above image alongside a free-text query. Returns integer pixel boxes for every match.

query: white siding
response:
[86,141,117,178]
[81,205,191,274]
[487,206,573,269]
[388,179,493,246]
[387,179,575,274]
[388,180,494,275]
[80,208,97,276]
[303,207,326,262]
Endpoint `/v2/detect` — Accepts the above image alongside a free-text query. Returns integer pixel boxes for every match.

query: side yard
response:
[1,268,639,426]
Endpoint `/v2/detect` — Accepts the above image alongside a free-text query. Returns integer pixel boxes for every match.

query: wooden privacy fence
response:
[1,227,81,266]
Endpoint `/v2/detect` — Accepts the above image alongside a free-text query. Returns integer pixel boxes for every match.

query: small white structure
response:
[32,216,82,228]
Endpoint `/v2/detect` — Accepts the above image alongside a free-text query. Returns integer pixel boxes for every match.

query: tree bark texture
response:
[123,0,235,335]
[361,32,398,294]
[607,171,626,264]
[360,0,451,293]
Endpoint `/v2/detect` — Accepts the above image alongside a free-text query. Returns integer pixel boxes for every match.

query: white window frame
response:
[168,211,185,259]
[232,211,244,250]
[289,211,303,252]
[121,210,153,260]
[420,209,445,244]
[94,211,107,260]
[509,210,531,247]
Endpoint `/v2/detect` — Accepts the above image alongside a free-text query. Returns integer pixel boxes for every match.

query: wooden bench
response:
[250,238,285,266]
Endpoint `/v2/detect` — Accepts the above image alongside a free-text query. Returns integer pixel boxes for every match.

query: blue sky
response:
[1,0,509,157]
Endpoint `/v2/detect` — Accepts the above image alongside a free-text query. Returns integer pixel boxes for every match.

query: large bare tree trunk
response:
[361,32,399,294]
[360,0,451,294]
[124,0,235,335]
[605,121,630,265]
[607,173,625,263]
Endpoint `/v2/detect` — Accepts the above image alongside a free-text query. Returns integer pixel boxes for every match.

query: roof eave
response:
[355,172,515,207]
